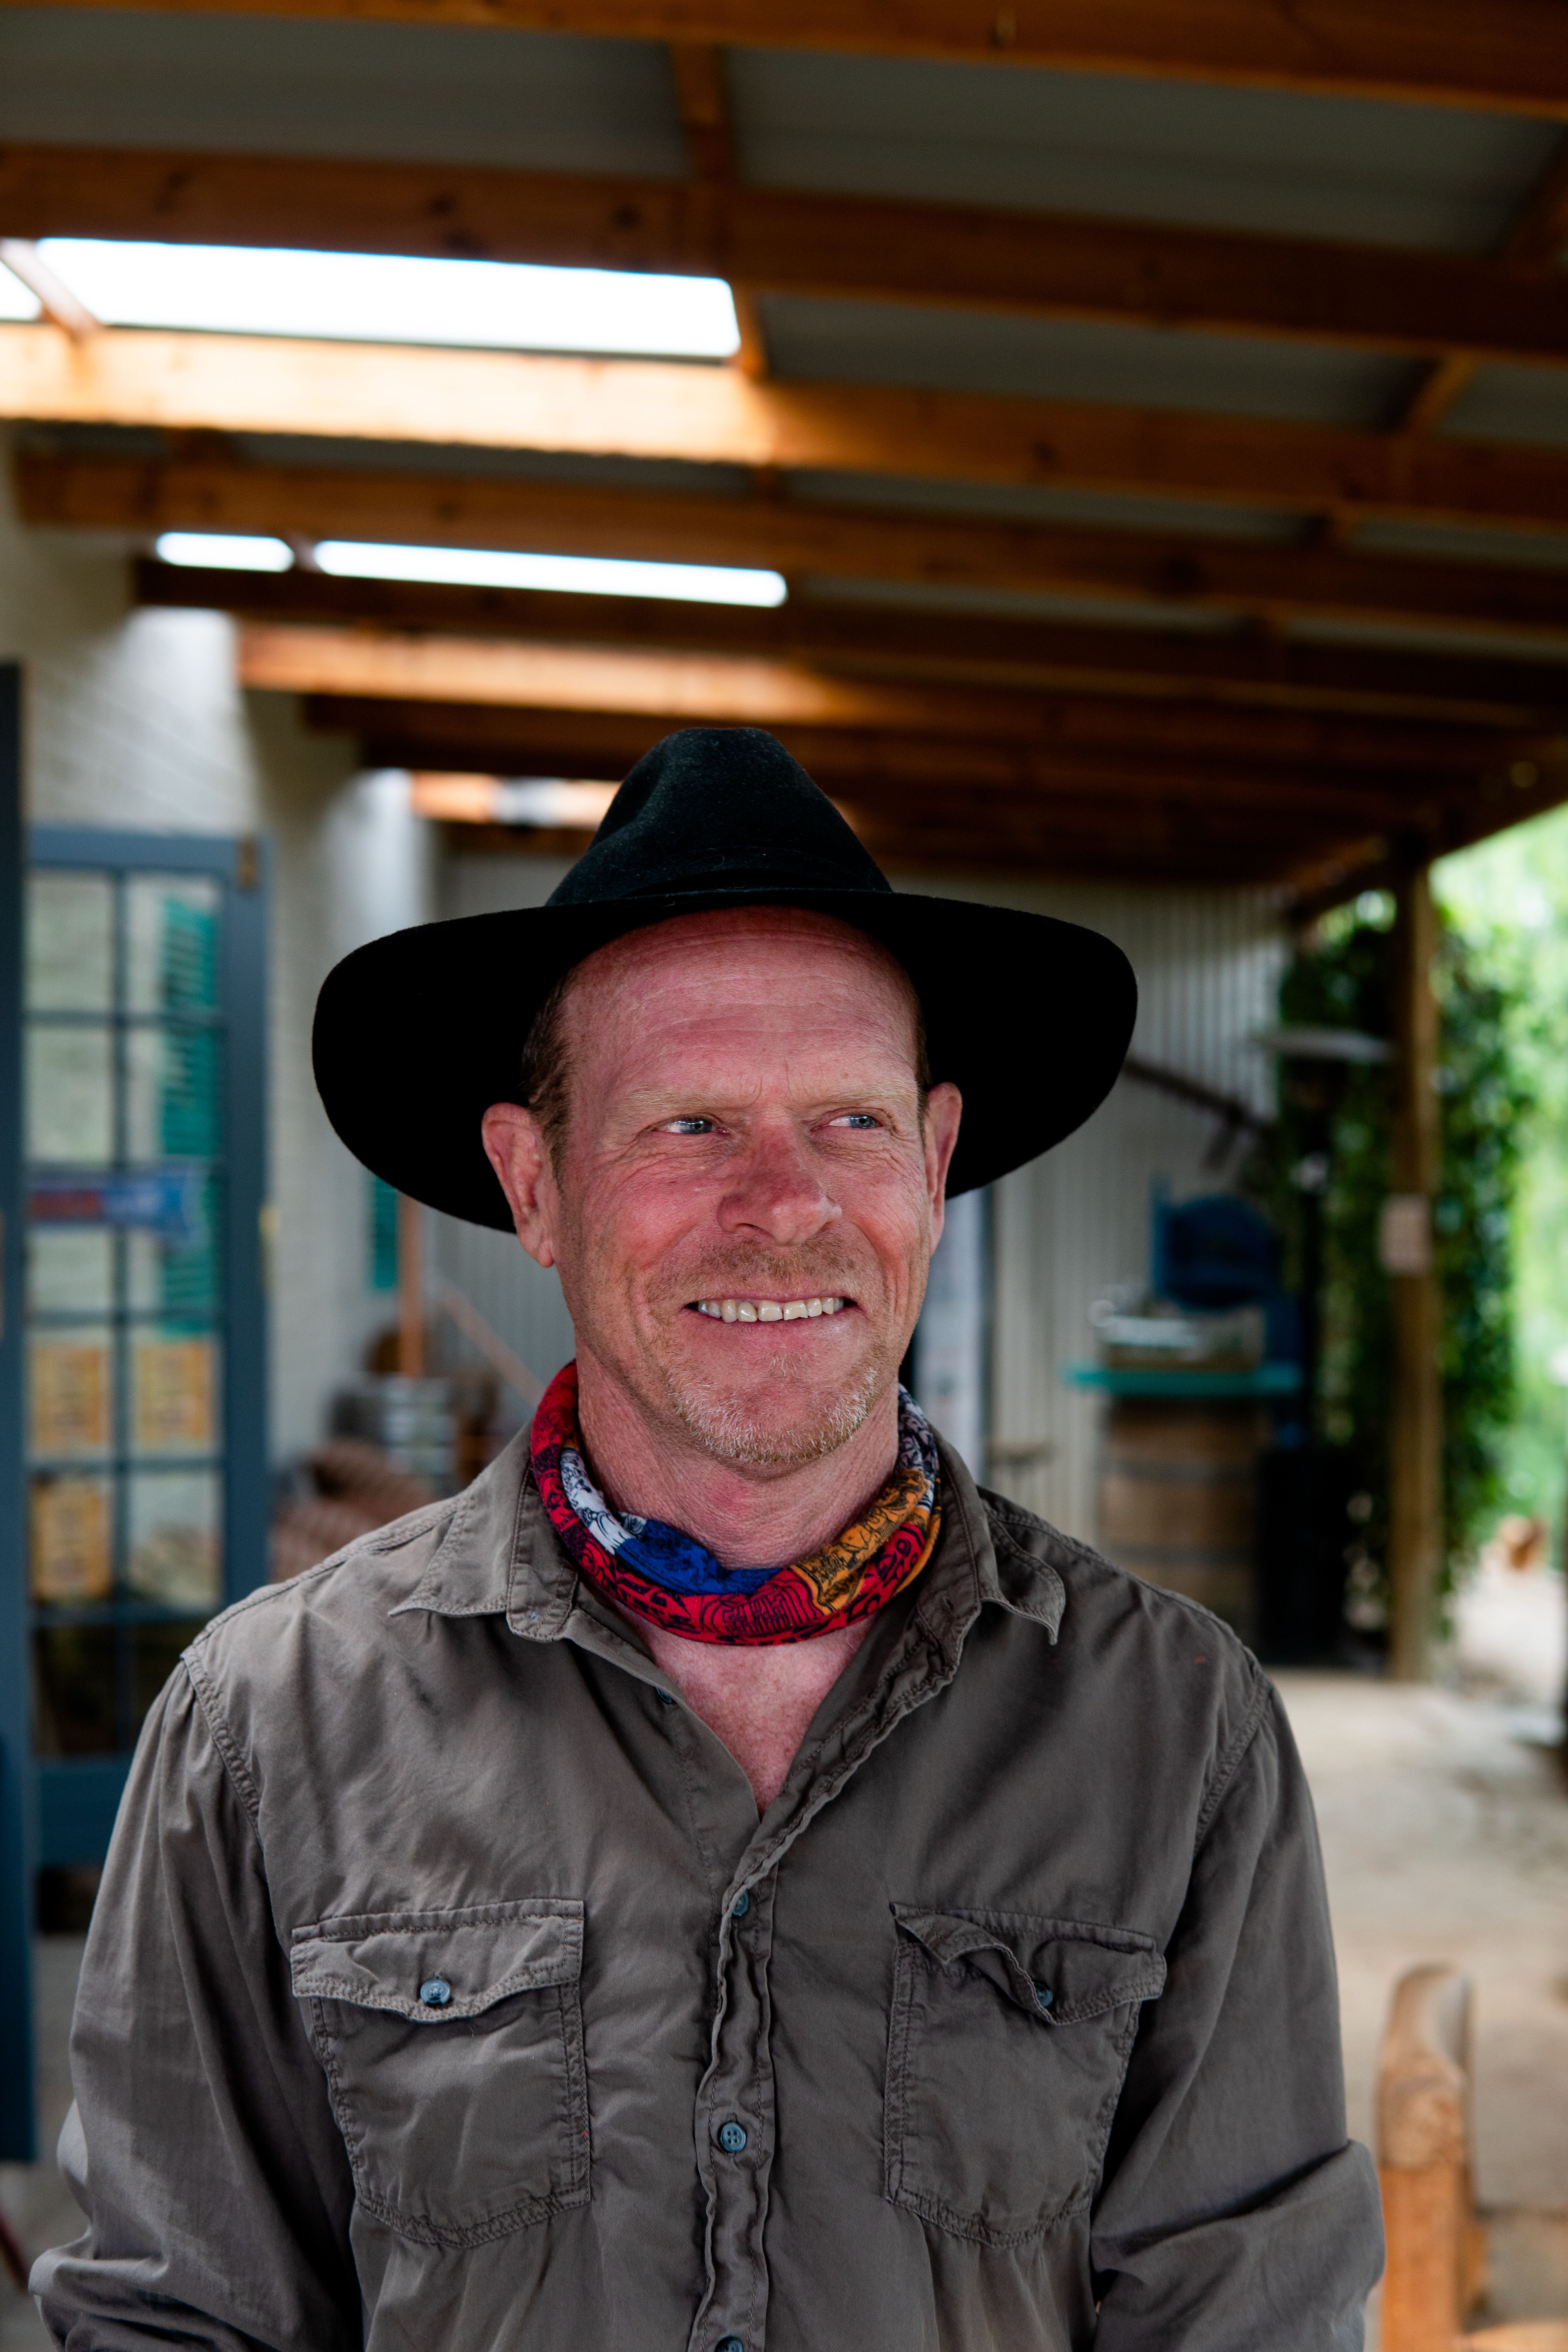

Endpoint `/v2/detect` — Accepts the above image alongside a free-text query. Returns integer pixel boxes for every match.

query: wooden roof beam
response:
[10,320,1568,536]
[4,145,1568,366]
[230,618,1568,784]
[134,558,1568,726]
[13,0,1568,118]
[25,446,1568,639]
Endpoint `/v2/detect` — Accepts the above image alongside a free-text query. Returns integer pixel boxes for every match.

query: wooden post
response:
[1377,1964,1474,2352]
[397,1192,425,1378]
[1387,864,1443,1682]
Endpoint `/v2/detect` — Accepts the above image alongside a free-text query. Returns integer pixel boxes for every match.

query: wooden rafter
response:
[13,323,1568,535]
[230,619,1568,784]
[1396,133,1568,437]
[305,688,1568,890]
[665,43,769,376]
[24,448,1568,638]
[134,559,1568,726]
[4,145,1568,364]
[9,0,1568,117]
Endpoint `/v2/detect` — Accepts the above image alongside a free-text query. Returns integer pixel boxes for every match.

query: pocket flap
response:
[893,1905,1165,2025]
[290,1898,583,2024]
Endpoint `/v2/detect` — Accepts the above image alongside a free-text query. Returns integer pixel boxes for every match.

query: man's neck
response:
[573,1354,902,1571]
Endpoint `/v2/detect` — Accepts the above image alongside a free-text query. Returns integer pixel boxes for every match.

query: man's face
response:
[484,909,961,1473]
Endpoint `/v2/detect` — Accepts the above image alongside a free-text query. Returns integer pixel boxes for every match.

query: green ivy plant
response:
[1245,898,1530,1626]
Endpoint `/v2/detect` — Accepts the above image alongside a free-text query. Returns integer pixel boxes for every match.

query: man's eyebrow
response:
[613,1080,917,1120]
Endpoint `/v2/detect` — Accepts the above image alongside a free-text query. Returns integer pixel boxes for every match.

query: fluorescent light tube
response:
[155,531,295,571]
[314,540,788,608]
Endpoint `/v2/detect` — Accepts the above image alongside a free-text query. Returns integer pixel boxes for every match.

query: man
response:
[37,728,1381,2349]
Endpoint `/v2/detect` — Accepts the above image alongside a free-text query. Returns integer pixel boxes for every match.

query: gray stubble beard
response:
[657,1354,889,1471]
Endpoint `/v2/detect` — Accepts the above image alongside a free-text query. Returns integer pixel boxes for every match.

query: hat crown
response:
[547,727,890,908]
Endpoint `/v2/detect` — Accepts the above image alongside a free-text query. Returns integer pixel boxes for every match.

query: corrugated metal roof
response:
[800,575,1238,629]
[1443,367,1568,450]
[0,5,687,175]
[728,49,1564,252]
[786,469,1305,539]
[760,295,1417,427]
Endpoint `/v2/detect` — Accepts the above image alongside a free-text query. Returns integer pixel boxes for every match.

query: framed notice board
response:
[0,668,269,2154]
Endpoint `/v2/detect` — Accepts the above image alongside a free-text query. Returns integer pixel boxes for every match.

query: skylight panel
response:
[313,541,788,608]
[37,240,740,360]
[156,532,295,571]
[0,260,41,321]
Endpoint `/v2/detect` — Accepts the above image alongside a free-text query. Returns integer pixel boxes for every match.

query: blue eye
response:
[835,1113,880,1129]
[668,1116,714,1134]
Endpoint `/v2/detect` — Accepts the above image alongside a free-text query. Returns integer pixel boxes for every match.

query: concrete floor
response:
[0,1573,1563,2343]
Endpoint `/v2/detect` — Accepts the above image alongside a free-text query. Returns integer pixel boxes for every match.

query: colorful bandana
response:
[530,1360,941,1645]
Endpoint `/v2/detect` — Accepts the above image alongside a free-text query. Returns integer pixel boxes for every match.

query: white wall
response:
[0,436,434,1460]
[434,851,577,1402]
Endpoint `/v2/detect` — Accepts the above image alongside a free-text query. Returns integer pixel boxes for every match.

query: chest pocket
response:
[883,1904,1165,2246]
[290,1898,590,2247]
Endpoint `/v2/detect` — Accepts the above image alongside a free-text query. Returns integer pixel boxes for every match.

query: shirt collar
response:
[392,1420,1067,1647]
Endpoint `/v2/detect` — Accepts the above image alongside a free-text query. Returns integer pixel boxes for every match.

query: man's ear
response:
[481,1103,559,1269]
[923,1081,963,1256]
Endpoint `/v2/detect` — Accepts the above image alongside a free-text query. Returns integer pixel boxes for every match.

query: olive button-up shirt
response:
[35,1432,1382,2350]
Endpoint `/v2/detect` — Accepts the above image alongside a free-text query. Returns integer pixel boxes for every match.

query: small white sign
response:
[1378,1194,1432,1277]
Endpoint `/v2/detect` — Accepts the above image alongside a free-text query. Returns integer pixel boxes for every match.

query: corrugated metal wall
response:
[436,848,1287,1546]
[907,872,1286,1543]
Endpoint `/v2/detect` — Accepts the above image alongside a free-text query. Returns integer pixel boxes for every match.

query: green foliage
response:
[1245,899,1531,1612]
[1437,807,1568,1539]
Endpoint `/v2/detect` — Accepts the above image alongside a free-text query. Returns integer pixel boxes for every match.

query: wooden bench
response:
[1378,1964,1568,2352]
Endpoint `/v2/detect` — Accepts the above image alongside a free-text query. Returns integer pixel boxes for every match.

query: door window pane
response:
[133,1621,207,1725]
[127,878,220,1015]
[26,1025,113,1163]
[29,1474,114,1604]
[132,1336,218,1457]
[27,1227,114,1315]
[26,874,113,1011]
[127,1470,221,1608]
[127,1026,221,1162]
[32,1628,118,1755]
[28,1332,113,1459]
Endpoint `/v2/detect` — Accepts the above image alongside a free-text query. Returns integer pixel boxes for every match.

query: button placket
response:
[688,1870,779,2352]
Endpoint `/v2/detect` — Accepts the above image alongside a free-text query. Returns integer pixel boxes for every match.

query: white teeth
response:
[693,1294,848,1320]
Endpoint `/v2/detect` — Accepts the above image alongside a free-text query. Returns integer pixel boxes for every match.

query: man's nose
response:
[716,1127,841,1245]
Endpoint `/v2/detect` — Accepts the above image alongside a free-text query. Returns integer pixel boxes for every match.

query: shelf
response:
[1061,1361,1302,1398]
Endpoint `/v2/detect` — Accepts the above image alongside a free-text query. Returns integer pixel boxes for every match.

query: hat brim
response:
[312,886,1137,1229]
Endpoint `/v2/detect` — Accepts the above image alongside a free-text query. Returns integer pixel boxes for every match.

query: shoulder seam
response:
[182,1653,265,1841]
[1192,1668,1274,1851]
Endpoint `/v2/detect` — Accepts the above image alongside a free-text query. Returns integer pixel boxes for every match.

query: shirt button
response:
[716,2120,748,2154]
[731,1891,750,1918]
[716,2339,744,2352]
[1033,1980,1054,2012]
[419,1978,452,2007]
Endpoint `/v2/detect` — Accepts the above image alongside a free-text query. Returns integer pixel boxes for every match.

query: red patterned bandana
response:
[530,1360,940,1645]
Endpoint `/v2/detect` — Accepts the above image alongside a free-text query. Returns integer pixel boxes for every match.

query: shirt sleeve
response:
[31,1664,360,2351]
[1089,1682,1384,2349]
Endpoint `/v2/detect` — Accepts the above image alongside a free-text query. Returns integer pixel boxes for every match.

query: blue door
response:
[0,668,268,2153]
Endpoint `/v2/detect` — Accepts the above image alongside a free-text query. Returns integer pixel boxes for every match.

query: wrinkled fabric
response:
[34,1431,1382,2350]
[532,1360,940,1640]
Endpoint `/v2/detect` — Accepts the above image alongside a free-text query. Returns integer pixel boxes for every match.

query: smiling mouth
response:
[691,1295,850,1323]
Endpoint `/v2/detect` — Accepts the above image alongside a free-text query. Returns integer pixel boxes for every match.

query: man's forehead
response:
[568,907,914,1010]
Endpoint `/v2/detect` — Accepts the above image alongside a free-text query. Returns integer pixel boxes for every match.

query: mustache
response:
[668,1245,875,1302]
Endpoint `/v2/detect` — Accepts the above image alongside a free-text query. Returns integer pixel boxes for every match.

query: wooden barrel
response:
[1096,1399,1265,1635]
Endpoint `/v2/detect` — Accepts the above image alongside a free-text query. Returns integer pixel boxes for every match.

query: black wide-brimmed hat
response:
[314,728,1137,1229]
